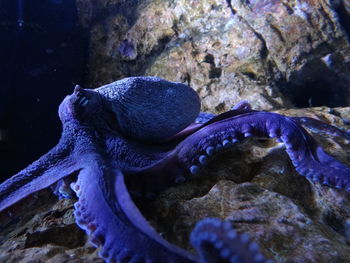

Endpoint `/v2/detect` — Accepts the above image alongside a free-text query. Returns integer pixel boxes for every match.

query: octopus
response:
[0,76,350,263]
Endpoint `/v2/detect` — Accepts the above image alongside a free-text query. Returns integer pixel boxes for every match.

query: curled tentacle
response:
[231,100,252,111]
[194,101,253,125]
[165,106,256,146]
[190,218,273,263]
[176,112,350,190]
[72,155,196,263]
[129,111,350,196]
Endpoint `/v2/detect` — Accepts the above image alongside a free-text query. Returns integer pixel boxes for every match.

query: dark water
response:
[0,0,88,181]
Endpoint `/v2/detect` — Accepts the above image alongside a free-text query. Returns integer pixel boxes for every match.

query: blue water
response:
[0,0,88,181]
[16,0,24,28]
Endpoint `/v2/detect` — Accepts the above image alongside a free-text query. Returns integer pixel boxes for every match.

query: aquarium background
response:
[0,0,87,180]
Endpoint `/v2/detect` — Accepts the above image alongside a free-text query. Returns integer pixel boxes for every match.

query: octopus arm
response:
[176,111,350,190]
[131,111,350,195]
[190,218,274,263]
[72,156,196,263]
[167,103,255,144]
[0,144,77,212]
[292,116,350,141]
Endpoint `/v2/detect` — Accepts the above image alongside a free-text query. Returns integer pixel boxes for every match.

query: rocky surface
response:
[0,191,102,263]
[1,107,350,262]
[76,0,350,111]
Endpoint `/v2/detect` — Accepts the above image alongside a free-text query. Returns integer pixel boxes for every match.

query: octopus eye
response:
[78,96,89,107]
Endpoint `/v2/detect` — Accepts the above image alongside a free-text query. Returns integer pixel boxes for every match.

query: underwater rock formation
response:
[76,0,350,110]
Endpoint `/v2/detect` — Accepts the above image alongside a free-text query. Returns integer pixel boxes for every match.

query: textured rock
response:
[1,107,350,262]
[0,190,102,263]
[76,0,350,111]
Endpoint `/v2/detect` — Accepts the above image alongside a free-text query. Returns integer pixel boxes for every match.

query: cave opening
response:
[285,79,349,108]
[280,57,350,108]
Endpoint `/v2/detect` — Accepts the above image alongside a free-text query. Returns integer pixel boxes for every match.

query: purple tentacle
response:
[194,101,252,125]
[190,218,273,263]
[0,143,77,212]
[231,100,252,111]
[131,111,350,196]
[72,156,196,263]
[176,111,350,190]
[166,104,256,144]
[292,116,350,141]
[127,109,260,196]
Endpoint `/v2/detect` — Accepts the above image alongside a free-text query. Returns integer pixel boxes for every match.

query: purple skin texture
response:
[1,77,350,263]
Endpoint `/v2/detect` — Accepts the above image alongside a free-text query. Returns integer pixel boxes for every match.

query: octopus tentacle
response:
[0,142,77,212]
[72,156,196,263]
[125,150,187,197]
[292,116,350,141]
[194,100,253,126]
[177,112,350,190]
[131,111,350,196]
[166,123,204,143]
[190,218,273,263]
[125,109,258,196]
[166,104,256,144]
[231,100,252,111]
[170,100,256,143]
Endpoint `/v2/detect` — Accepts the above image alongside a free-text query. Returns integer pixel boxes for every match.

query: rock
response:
[76,0,350,111]
[0,190,102,263]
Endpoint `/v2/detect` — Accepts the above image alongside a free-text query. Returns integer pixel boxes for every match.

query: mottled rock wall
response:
[76,0,350,111]
[0,190,101,262]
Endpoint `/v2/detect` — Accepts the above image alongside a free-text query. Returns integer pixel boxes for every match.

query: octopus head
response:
[58,77,200,142]
[95,76,201,143]
[58,85,103,124]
